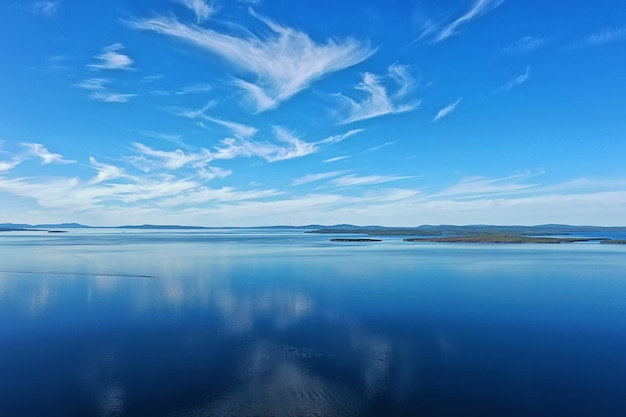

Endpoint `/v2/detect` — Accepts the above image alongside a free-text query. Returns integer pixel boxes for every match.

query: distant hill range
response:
[2,223,626,235]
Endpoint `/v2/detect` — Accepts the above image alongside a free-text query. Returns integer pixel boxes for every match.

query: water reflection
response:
[1,231,625,416]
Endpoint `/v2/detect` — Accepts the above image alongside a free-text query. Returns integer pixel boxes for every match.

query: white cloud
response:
[336,66,420,124]
[140,74,165,83]
[584,27,626,46]
[131,11,374,112]
[21,143,75,164]
[89,157,128,184]
[292,171,345,186]
[420,0,504,43]
[132,143,212,170]
[0,157,24,173]
[501,36,548,54]
[197,166,232,181]
[264,127,318,162]
[433,171,542,199]
[32,1,59,17]
[88,43,134,71]
[74,78,111,90]
[152,83,212,96]
[366,141,394,152]
[498,66,530,92]
[324,156,349,163]
[179,104,258,138]
[331,174,413,187]
[433,98,461,122]
[89,91,136,103]
[74,77,136,102]
[179,0,215,23]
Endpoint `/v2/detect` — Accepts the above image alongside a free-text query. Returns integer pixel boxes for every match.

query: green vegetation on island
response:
[403,235,607,244]
[330,238,382,242]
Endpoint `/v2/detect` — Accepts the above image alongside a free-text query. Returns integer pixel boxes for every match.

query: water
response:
[1,229,625,416]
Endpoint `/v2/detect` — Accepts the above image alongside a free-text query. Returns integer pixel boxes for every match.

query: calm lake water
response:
[1,229,625,416]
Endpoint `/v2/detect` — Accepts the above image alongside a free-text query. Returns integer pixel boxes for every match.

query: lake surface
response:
[1,229,625,416]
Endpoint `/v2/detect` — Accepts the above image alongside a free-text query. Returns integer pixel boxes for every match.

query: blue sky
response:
[1,0,625,226]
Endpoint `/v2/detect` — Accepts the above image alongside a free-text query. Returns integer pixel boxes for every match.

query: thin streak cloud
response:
[498,66,529,92]
[584,27,626,46]
[433,98,461,122]
[292,171,345,186]
[420,0,505,43]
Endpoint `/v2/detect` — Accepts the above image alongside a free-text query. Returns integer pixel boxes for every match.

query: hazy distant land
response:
[2,223,626,244]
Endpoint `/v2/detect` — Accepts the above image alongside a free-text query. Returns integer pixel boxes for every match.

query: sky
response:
[1,0,625,226]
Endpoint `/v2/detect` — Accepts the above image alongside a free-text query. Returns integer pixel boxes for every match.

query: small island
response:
[307,225,626,244]
[403,235,608,244]
[330,238,382,242]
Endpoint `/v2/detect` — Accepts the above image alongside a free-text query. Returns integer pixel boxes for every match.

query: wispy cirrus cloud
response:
[324,156,349,163]
[132,143,212,170]
[130,10,374,112]
[433,170,542,199]
[0,157,24,173]
[21,143,75,164]
[498,66,529,92]
[133,126,360,168]
[88,43,134,71]
[581,27,626,47]
[32,1,59,18]
[335,65,420,124]
[419,0,504,43]
[292,171,345,186]
[433,98,461,122]
[331,174,413,187]
[178,103,258,138]
[501,35,548,54]
[88,157,129,184]
[74,77,136,102]
[179,0,215,23]
[151,83,212,96]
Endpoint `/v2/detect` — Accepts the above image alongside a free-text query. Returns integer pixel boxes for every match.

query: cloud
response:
[433,171,541,199]
[132,143,212,170]
[331,174,413,187]
[179,104,258,138]
[292,171,345,186]
[89,157,128,184]
[498,66,529,92]
[179,0,215,23]
[32,1,59,17]
[420,0,504,43]
[140,74,165,83]
[0,157,24,173]
[366,141,394,152]
[88,43,134,71]
[433,98,462,122]
[336,65,420,124]
[131,10,374,112]
[74,78,136,102]
[197,166,232,181]
[152,83,212,96]
[324,156,349,163]
[89,91,136,103]
[264,127,318,162]
[501,36,548,54]
[583,27,626,46]
[131,127,346,170]
[21,143,75,164]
